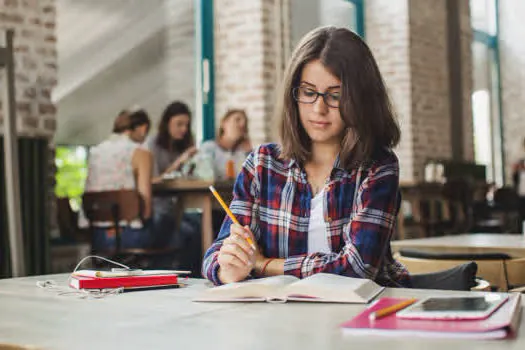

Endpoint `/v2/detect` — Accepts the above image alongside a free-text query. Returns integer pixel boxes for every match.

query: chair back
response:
[82,190,143,223]
[493,187,520,211]
[409,262,478,291]
[56,197,78,238]
[504,257,525,291]
[82,190,143,255]
[396,250,509,291]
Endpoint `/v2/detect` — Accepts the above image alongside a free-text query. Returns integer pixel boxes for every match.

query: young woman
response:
[147,101,197,182]
[84,110,154,250]
[202,26,410,287]
[199,109,252,180]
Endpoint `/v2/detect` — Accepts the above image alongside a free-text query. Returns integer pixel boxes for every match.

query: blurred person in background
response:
[147,101,197,182]
[199,109,253,235]
[512,137,525,229]
[112,109,130,134]
[147,101,201,272]
[199,109,252,180]
[82,110,155,251]
[127,109,151,144]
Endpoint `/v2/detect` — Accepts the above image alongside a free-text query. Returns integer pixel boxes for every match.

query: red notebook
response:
[340,294,522,339]
[69,273,178,290]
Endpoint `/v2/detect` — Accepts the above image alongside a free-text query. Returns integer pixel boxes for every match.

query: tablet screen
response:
[397,295,508,320]
[419,297,491,312]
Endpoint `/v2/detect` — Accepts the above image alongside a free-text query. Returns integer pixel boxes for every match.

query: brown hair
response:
[155,101,194,152]
[112,110,130,133]
[278,26,400,170]
[217,109,249,150]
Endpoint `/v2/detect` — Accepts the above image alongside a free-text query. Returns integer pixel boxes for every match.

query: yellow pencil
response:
[369,298,418,321]
[209,185,256,249]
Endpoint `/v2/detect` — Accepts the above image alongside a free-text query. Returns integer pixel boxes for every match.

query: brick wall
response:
[215,0,267,146]
[409,0,451,180]
[365,0,413,182]
[0,0,58,240]
[215,0,476,182]
[460,0,474,162]
[0,0,57,138]
[499,0,525,181]
[366,0,474,182]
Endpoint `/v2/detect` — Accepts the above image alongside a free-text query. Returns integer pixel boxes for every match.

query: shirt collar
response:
[284,154,344,171]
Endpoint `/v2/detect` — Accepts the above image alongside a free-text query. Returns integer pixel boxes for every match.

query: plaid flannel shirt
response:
[202,143,411,287]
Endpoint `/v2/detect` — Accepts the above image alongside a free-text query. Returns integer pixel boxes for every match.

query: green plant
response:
[54,146,88,211]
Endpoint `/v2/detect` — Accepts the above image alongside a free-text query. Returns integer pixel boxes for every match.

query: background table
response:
[392,233,525,258]
[153,179,234,254]
[0,274,524,350]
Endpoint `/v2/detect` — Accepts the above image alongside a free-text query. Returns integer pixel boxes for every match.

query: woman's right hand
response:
[217,224,257,284]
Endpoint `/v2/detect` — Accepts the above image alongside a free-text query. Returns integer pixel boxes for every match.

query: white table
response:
[392,233,525,258]
[0,274,524,350]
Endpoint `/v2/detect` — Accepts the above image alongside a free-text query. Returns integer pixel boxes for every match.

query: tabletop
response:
[392,233,525,257]
[0,274,524,350]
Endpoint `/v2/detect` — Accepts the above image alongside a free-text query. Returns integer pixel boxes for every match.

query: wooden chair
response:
[82,190,178,268]
[504,258,525,292]
[396,250,525,292]
[56,197,88,243]
[442,179,472,234]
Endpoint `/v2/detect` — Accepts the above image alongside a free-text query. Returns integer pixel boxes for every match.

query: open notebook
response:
[195,273,384,303]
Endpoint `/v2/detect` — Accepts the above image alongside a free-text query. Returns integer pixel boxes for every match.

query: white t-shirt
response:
[307,189,331,254]
[199,140,251,180]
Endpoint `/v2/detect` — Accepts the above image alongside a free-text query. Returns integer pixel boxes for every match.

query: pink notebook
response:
[340,294,522,339]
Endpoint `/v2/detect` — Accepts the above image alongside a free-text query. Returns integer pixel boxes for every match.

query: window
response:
[470,0,503,185]
[55,145,88,211]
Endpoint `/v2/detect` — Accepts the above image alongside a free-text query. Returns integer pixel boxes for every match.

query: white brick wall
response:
[366,0,413,182]
[0,0,57,138]
[410,0,451,180]
[499,0,525,182]
[460,0,475,162]
[214,0,266,146]
[216,0,477,182]
[366,0,474,182]
[214,0,288,147]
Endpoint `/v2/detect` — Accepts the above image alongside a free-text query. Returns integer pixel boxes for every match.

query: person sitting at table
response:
[202,26,411,287]
[113,109,130,134]
[147,101,197,182]
[199,109,252,180]
[83,109,158,251]
[146,101,201,269]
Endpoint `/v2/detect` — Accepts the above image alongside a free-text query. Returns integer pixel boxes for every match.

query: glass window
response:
[291,0,358,50]
[470,0,497,35]
[470,0,502,185]
[55,145,88,211]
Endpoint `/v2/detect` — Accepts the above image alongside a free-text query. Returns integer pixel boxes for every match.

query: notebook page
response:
[283,273,383,303]
[195,275,299,301]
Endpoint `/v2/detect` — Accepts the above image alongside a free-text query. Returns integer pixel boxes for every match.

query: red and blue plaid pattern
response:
[202,143,410,287]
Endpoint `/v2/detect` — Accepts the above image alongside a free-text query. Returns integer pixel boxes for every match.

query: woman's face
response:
[222,112,247,141]
[297,59,345,145]
[168,114,190,140]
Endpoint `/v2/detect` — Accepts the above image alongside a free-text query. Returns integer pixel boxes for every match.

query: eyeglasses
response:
[292,86,341,108]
